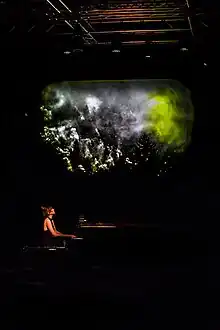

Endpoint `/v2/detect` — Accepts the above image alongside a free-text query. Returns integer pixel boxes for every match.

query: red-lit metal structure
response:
[0,0,209,48]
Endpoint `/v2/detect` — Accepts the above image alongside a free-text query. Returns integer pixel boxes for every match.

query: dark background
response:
[0,1,219,326]
[1,44,215,245]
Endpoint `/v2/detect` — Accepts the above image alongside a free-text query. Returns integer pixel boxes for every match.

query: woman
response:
[41,206,76,245]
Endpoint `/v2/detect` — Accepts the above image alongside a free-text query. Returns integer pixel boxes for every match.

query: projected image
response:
[40,80,194,175]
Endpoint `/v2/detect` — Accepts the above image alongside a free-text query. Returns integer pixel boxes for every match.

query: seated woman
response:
[41,206,76,246]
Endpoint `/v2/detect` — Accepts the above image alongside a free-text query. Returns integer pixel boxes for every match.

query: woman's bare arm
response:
[51,220,76,237]
[51,220,61,234]
[46,219,76,238]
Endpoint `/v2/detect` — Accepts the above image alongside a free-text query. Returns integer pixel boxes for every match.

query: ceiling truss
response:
[0,0,208,48]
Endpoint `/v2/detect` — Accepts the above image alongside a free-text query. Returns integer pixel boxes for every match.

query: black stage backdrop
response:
[0,45,218,250]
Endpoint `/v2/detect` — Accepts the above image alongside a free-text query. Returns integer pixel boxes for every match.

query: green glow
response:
[146,89,192,150]
[41,80,194,173]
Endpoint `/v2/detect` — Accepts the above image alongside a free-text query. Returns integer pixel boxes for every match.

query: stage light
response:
[64,51,71,55]
[145,55,151,58]
[111,39,121,53]
[180,47,188,52]
[72,48,83,53]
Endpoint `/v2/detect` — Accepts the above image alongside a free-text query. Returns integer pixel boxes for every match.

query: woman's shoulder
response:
[44,217,52,222]
[44,217,52,225]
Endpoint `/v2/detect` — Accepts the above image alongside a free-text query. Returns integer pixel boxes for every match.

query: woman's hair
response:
[41,205,53,218]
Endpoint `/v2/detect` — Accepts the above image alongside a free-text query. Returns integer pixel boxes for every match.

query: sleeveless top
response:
[43,218,56,245]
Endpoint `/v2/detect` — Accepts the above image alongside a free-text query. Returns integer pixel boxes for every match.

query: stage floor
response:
[0,224,209,326]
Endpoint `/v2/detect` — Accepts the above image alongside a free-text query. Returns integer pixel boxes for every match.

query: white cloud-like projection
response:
[86,95,102,114]
[40,80,194,174]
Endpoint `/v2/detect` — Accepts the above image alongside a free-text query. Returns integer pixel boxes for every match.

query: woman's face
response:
[48,208,55,216]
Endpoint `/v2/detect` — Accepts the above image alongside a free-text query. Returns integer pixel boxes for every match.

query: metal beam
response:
[185,0,194,36]
[45,0,97,44]
[58,0,72,13]
[3,0,201,47]
[90,28,190,34]
[88,18,185,24]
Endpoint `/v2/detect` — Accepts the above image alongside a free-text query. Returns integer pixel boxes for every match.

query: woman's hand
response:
[71,234,77,239]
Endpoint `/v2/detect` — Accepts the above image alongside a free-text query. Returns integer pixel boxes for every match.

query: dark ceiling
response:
[0,0,211,51]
